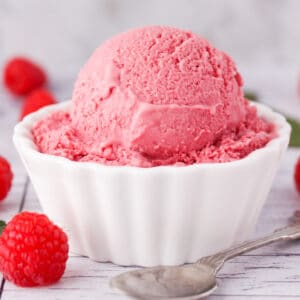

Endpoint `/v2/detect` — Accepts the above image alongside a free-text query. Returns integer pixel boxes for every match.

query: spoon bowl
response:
[110,264,217,299]
[111,223,300,299]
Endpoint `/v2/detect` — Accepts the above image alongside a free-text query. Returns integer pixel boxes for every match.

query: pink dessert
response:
[32,26,274,167]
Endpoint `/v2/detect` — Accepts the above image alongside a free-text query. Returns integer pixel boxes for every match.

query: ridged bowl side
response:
[13,101,290,266]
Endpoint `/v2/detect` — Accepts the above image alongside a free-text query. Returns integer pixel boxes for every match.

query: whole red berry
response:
[0,156,13,201]
[0,212,68,287]
[20,89,57,120]
[295,157,300,194]
[3,57,47,96]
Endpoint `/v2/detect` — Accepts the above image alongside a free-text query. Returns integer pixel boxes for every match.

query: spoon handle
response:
[198,223,300,273]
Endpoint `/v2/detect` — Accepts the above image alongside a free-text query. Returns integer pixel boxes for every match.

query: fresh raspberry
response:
[3,57,47,95]
[0,212,68,287]
[20,88,57,120]
[295,157,300,194]
[298,74,300,99]
[0,156,13,201]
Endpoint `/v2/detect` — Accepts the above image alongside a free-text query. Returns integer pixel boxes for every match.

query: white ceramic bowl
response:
[13,101,290,267]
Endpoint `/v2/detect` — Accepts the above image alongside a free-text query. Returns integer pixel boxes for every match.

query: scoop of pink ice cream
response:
[32,26,274,167]
[70,26,246,159]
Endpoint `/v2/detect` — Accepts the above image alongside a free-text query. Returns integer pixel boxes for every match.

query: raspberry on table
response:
[0,156,13,201]
[20,88,57,120]
[0,211,68,287]
[295,157,300,194]
[3,57,47,96]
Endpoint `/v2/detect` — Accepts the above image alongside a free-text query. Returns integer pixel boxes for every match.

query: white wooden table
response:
[0,69,300,300]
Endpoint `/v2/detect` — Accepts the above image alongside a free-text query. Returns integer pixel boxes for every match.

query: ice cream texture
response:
[32,26,274,167]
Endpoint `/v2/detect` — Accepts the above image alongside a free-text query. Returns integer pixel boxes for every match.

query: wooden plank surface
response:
[0,74,300,299]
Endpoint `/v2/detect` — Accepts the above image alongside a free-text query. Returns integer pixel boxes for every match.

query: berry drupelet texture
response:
[0,212,68,287]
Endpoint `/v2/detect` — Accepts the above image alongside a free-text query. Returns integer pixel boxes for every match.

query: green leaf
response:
[286,116,300,147]
[244,90,259,102]
[0,220,6,235]
[242,89,299,147]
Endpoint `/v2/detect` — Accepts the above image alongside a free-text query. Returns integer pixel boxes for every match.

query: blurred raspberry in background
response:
[3,57,47,96]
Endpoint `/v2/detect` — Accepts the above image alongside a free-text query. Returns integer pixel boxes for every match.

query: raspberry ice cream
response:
[32,26,274,167]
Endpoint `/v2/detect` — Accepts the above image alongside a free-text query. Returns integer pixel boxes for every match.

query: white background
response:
[0,0,300,76]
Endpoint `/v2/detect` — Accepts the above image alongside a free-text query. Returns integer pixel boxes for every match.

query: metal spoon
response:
[110,223,300,299]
